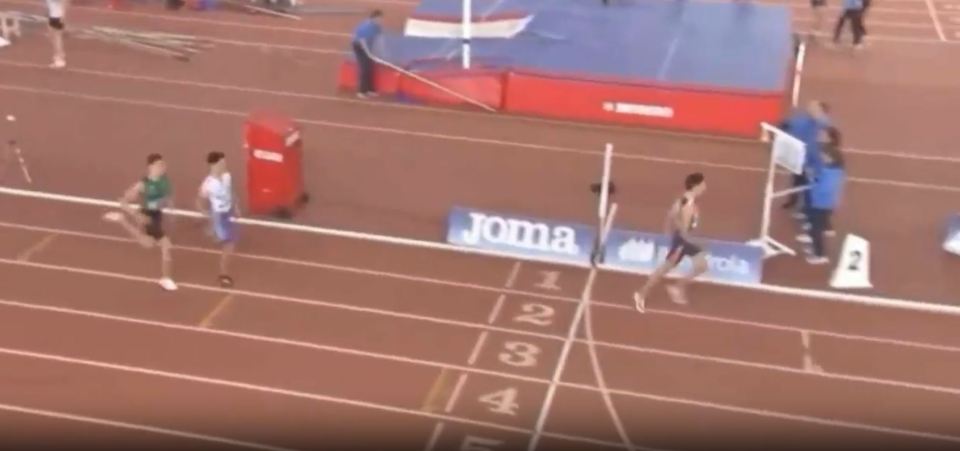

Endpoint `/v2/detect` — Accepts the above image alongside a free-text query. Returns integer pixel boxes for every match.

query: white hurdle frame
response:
[748,122,808,259]
[749,40,808,257]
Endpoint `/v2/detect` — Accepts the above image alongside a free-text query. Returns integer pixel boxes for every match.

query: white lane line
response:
[443,373,470,414]
[3,83,960,195]
[1,298,958,445]
[423,261,521,448]
[528,267,601,451]
[923,0,948,40]
[4,259,960,397]
[467,331,490,366]
[0,402,299,451]
[0,219,958,356]
[422,422,445,451]
[487,294,507,325]
[0,346,632,448]
[3,59,959,165]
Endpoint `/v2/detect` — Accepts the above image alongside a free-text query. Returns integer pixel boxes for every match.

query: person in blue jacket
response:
[779,100,831,216]
[833,0,866,49]
[352,10,383,98]
[800,127,846,265]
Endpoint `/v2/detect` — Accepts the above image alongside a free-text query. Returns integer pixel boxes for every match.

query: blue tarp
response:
[374,0,793,91]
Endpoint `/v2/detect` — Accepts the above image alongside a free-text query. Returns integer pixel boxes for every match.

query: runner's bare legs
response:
[103,210,175,286]
[220,241,234,277]
[666,253,708,305]
[49,26,65,67]
[47,0,69,68]
[634,259,678,313]
[158,236,174,282]
[103,210,153,248]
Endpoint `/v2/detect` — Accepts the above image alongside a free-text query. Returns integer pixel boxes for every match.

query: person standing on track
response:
[102,153,177,291]
[634,172,709,312]
[779,100,831,218]
[45,0,68,68]
[798,125,843,237]
[797,127,846,264]
[861,0,872,40]
[832,0,866,50]
[196,151,239,288]
[352,10,383,99]
[809,0,826,39]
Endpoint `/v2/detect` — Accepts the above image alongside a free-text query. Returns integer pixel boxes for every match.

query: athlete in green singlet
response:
[103,153,177,291]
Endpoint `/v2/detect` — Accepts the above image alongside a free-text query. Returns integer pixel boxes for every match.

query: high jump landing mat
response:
[337,0,795,137]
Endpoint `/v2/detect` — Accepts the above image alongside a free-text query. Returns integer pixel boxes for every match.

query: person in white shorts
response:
[46,0,68,68]
[197,151,239,287]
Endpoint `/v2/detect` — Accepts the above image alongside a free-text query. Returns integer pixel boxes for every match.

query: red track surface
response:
[1,0,960,449]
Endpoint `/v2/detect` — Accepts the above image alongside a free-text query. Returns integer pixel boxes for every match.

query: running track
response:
[1,0,959,449]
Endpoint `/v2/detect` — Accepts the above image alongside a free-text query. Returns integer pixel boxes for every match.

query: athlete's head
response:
[369,9,383,22]
[146,153,166,177]
[685,172,706,196]
[207,151,226,174]
[807,100,830,120]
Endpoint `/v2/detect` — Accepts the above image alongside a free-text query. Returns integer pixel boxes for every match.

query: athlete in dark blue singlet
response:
[634,173,709,312]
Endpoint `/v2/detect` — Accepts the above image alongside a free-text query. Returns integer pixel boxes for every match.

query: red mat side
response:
[339,59,505,109]
[502,71,786,137]
[337,59,403,95]
[398,67,505,109]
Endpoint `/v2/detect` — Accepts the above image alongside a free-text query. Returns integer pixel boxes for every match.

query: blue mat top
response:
[377,0,793,91]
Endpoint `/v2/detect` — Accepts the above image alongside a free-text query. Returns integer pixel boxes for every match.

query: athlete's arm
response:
[120,181,143,215]
[662,207,675,235]
[232,192,241,217]
[677,203,694,241]
[228,174,241,217]
[165,184,174,211]
[195,186,209,216]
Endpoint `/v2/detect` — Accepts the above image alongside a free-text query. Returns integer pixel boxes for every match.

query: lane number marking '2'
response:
[513,303,555,327]
[847,250,863,271]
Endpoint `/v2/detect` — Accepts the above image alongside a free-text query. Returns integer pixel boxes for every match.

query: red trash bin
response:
[244,110,309,218]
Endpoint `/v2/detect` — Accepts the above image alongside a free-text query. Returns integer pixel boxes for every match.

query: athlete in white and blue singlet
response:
[634,172,709,312]
[197,151,239,288]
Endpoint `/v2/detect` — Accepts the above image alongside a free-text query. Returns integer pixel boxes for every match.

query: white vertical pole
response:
[791,41,806,107]
[599,143,612,221]
[758,149,777,247]
[757,123,778,248]
[462,0,472,69]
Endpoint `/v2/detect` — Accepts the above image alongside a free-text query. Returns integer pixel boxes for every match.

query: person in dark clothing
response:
[798,127,846,265]
[861,0,872,37]
[809,0,826,38]
[634,173,709,312]
[779,100,831,216]
[352,10,383,98]
[833,0,866,49]
[800,126,843,237]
